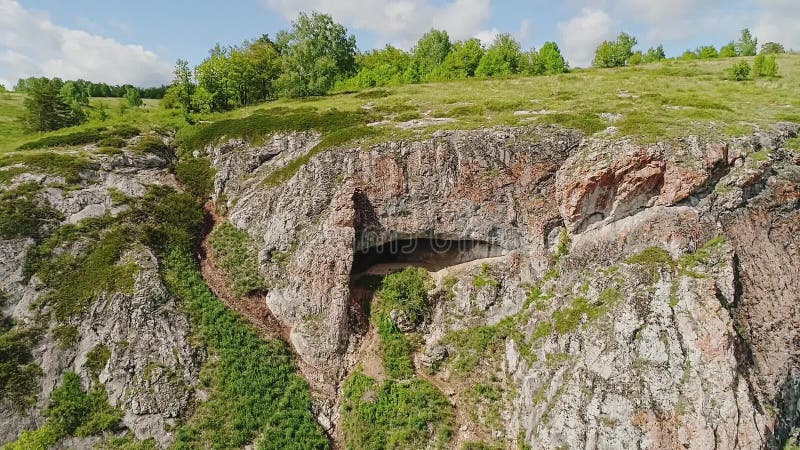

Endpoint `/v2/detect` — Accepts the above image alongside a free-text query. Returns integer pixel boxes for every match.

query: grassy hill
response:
[2,54,799,155]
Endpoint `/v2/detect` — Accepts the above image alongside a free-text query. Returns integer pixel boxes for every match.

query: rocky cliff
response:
[1,121,798,450]
[205,122,800,449]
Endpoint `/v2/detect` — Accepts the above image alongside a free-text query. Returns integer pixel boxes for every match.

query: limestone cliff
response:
[206,123,800,449]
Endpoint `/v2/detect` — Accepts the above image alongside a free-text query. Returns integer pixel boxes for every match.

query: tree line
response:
[13,77,166,99]
[17,77,154,132]
[163,12,570,113]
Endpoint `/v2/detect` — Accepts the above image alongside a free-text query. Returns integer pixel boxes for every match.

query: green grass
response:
[439,317,518,375]
[0,183,63,240]
[85,344,111,378]
[164,249,329,450]
[341,370,455,450]
[376,316,415,379]
[208,222,267,298]
[4,371,122,450]
[175,156,216,198]
[473,262,500,290]
[0,324,43,408]
[0,150,93,184]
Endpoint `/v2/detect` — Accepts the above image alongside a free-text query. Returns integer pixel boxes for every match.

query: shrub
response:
[376,267,431,325]
[727,61,751,81]
[753,54,779,78]
[0,326,43,407]
[696,46,719,59]
[719,42,737,58]
[0,183,62,240]
[175,156,215,198]
[130,136,172,159]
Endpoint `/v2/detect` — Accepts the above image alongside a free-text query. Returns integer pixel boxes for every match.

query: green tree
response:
[593,32,638,68]
[124,87,143,107]
[276,12,357,97]
[643,45,666,63]
[21,78,83,132]
[628,51,644,65]
[760,42,785,54]
[60,81,89,107]
[475,33,523,77]
[190,86,214,113]
[171,59,194,111]
[405,29,452,82]
[719,42,737,58]
[680,50,698,60]
[736,28,758,56]
[438,38,484,79]
[0,84,7,93]
[346,45,412,87]
[537,41,569,74]
[696,46,719,59]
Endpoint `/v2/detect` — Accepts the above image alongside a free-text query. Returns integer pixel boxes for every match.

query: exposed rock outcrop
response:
[207,123,800,448]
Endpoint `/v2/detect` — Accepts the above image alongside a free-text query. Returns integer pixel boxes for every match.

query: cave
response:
[351,237,504,275]
[348,236,505,332]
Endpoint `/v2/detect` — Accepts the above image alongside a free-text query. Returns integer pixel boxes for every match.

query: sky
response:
[1,0,799,88]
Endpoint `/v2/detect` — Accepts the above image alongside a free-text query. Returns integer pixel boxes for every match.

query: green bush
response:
[753,54,779,78]
[0,183,62,240]
[18,128,104,150]
[85,344,111,378]
[439,317,517,374]
[375,267,432,325]
[0,152,92,184]
[0,326,43,407]
[130,136,172,159]
[727,61,751,81]
[341,370,455,450]
[208,222,267,297]
[175,156,216,198]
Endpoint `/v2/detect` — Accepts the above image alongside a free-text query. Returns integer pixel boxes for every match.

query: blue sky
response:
[1,0,798,88]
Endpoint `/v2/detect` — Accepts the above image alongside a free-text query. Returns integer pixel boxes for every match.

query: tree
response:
[20,78,83,132]
[760,42,785,54]
[736,28,758,56]
[275,12,357,97]
[593,32,638,68]
[437,38,484,79]
[628,51,644,65]
[696,46,719,59]
[124,86,143,107]
[537,42,569,74]
[643,45,666,63]
[475,34,523,77]
[172,59,194,111]
[680,50,698,60]
[719,42,737,58]
[191,86,214,113]
[0,84,6,93]
[404,29,452,82]
[753,54,778,77]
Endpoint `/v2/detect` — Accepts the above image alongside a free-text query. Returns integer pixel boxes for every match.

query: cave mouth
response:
[348,237,504,332]
[351,237,504,275]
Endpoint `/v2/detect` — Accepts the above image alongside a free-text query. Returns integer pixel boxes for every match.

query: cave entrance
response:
[348,237,504,331]
[351,238,503,275]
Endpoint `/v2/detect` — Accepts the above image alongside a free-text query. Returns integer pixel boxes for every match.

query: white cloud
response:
[753,0,800,51]
[474,29,499,46]
[0,0,171,87]
[262,0,492,48]
[558,8,614,67]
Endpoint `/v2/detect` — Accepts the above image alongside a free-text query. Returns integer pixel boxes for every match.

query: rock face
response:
[209,123,800,448]
[0,143,201,447]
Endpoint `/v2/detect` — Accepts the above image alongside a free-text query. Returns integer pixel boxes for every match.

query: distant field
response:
[1,55,799,153]
[0,95,174,152]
